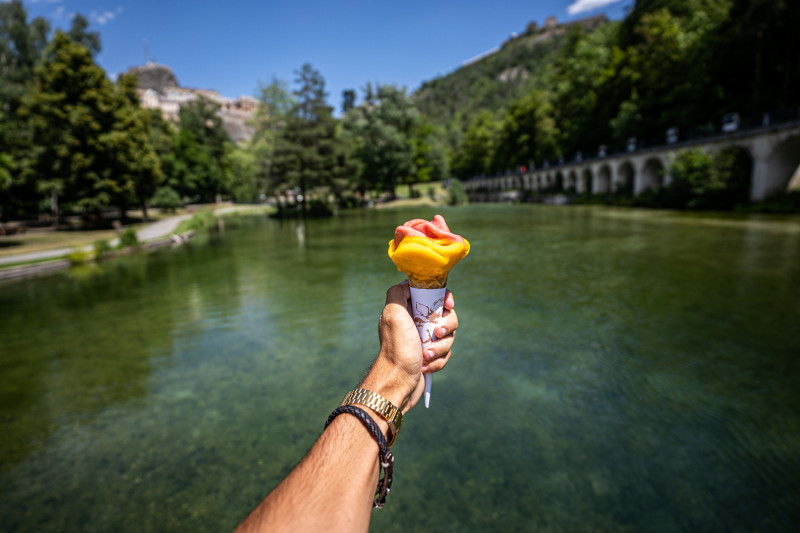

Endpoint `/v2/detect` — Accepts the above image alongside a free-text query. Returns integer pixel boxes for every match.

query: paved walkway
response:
[0,213,192,267]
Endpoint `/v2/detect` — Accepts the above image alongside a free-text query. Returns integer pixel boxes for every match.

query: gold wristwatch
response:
[340,388,403,446]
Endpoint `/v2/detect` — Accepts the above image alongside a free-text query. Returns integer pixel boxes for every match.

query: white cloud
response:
[51,5,65,19]
[567,0,623,16]
[29,0,63,4]
[90,6,123,25]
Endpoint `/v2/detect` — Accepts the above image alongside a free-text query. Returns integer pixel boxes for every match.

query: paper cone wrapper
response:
[409,285,447,408]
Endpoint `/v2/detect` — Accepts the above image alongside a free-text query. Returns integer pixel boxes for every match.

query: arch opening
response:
[716,145,753,206]
[616,161,635,195]
[771,134,800,194]
[566,170,578,192]
[640,158,665,193]
[597,165,611,193]
[581,168,593,194]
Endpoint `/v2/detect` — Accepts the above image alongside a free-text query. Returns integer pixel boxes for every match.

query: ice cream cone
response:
[388,215,469,408]
[408,276,447,289]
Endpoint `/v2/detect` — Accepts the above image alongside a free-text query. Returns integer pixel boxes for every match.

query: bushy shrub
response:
[67,247,94,265]
[94,239,112,256]
[118,228,139,249]
[447,179,469,206]
[665,147,750,210]
[152,186,182,212]
[185,210,216,231]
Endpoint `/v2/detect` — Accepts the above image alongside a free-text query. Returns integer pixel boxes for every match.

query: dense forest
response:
[418,0,799,180]
[1,0,798,223]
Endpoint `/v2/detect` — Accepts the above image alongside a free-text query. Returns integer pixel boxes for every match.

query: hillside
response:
[413,15,608,136]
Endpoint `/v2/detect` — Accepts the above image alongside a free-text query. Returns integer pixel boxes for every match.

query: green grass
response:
[0,256,68,270]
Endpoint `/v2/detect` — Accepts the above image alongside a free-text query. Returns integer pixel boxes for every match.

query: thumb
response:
[385,281,412,312]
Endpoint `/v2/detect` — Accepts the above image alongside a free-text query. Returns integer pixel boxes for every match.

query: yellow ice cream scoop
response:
[387,215,470,287]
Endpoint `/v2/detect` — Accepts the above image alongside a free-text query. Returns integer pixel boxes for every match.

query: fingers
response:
[423,307,458,372]
[444,289,454,310]
[423,349,451,374]
[434,306,458,340]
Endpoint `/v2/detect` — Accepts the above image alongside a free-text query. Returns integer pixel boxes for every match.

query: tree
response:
[605,3,730,143]
[551,23,617,155]
[410,117,449,194]
[104,73,162,220]
[0,0,50,219]
[342,84,418,198]
[172,97,232,202]
[20,32,122,224]
[490,91,559,172]
[712,0,800,112]
[272,63,349,215]
[0,0,50,114]
[667,147,750,210]
[225,145,261,202]
[453,110,499,178]
[342,89,356,113]
[67,14,101,56]
[250,78,294,200]
[0,111,14,193]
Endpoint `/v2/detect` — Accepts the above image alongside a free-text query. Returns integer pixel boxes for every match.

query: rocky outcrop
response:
[127,62,179,93]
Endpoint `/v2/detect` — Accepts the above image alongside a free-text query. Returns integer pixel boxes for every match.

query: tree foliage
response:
[420,0,798,184]
[667,147,751,209]
[2,0,797,220]
[20,32,122,216]
[342,84,419,197]
[172,97,231,203]
[272,63,350,213]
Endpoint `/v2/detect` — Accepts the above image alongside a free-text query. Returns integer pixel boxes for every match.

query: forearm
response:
[234,413,383,533]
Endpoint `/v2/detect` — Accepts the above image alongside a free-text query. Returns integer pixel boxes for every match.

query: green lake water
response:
[1,205,799,532]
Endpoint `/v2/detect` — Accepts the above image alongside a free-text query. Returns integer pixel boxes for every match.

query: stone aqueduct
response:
[463,124,800,201]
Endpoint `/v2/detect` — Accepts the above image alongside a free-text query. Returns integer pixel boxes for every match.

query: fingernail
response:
[422,364,429,372]
[427,349,434,360]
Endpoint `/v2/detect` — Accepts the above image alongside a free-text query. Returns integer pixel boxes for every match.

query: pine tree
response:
[272,64,349,215]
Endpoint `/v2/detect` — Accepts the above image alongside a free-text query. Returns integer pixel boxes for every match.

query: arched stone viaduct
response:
[463,124,800,201]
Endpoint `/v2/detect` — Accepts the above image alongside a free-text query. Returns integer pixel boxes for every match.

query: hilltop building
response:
[127,62,258,143]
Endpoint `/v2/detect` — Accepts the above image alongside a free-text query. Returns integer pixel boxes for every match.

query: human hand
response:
[361,281,458,414]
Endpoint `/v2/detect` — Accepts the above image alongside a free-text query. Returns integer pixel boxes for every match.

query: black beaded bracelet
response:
[325,405,395,508]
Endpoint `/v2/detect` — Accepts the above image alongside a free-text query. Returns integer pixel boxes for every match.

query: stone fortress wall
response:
[128,62,258,143]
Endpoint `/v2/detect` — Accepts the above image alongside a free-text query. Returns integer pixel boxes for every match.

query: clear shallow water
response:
[1,205,799,532]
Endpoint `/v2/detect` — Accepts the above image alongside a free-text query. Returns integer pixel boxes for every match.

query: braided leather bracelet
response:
[325,405,395,508]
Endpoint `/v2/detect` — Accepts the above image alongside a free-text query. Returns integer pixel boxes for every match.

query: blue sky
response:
[20,0,631,110]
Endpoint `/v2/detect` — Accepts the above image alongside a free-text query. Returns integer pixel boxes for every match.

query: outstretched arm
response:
[234,282,458,533]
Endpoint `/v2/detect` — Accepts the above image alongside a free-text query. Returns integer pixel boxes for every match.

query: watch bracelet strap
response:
[340,388,403,446]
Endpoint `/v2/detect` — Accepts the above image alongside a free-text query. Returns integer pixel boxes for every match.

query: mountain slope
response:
[413,15,608,134]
